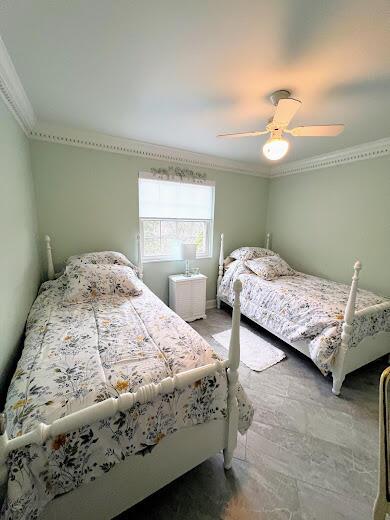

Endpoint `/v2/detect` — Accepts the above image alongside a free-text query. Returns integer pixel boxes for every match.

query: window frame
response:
[139,216,213,263]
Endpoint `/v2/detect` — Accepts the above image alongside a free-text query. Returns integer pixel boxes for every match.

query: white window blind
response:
[138,173,215,262]
[139,177,214,220]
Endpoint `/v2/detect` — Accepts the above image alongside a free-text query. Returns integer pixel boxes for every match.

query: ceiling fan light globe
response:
[262,138,289,161]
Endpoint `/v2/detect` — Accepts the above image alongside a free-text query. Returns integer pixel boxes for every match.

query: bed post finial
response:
[332,260,362,395]
[0,413,9,486]
[137,233,143,280]
[45,235,55,280]
[224,278,242,470]
[216,233,224,309]
[266,232,271,250]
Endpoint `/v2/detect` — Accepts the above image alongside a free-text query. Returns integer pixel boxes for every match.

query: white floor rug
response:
[212,327,286,372]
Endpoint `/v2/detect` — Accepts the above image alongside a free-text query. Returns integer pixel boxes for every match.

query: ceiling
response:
[1,0,389,166]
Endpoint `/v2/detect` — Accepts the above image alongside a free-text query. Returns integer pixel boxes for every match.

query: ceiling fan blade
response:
[217,130,268,138]
[272,98,302,126]
[289,124,344,136]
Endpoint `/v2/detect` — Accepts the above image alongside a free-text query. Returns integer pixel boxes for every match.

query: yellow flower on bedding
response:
[64,335,72,341]
[136,335,145,342]
[335,313,344,320]
[155,432,165,444]
[12,399,29,410]
[115,379,129,392]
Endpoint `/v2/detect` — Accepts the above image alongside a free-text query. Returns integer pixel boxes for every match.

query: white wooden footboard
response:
[0,306,243,488]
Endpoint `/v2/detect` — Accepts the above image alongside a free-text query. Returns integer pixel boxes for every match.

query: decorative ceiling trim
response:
[270,137,390,177]
[30,122,268,177]
[0,35,36,134]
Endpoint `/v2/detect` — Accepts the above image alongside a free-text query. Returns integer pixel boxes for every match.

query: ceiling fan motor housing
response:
[269,89,291,106]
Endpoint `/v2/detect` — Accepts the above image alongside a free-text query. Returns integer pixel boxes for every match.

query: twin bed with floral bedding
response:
[0,247,253,520]
[216,235,390,395]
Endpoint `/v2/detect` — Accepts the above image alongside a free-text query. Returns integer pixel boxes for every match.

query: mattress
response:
[219,260,390,374]
[2,276,253,519]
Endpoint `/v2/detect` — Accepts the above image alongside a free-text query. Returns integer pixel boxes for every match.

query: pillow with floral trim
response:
[64,264,143,303]
[245,255,295,281]
[230,246,278,261]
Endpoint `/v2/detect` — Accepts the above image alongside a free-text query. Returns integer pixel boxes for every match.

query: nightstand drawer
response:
[169,274,207,322]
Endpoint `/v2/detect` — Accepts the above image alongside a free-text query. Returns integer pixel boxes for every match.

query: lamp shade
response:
[181,243,196,261]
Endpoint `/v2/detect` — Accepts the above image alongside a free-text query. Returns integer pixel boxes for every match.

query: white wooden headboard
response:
[216,232,272,308]
[44,235,143,281]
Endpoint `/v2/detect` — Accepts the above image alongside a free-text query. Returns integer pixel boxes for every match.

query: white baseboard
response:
[206,299,217,310]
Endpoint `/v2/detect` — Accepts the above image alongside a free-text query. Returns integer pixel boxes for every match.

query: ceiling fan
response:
[217,90,344,161]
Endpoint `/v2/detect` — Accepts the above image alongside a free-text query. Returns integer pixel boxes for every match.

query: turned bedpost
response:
[332,260,362,395]
[216,233,224,309]
[45,235,55,281]
[223,278,242,470]
[0,413,8,487]
[137,233,143,280]
[266,232,271,250]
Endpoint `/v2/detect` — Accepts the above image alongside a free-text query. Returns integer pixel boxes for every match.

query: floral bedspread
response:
[219,261,390,374]
[2,277,253,520]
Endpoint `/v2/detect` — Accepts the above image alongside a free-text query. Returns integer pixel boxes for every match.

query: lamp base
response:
[184,260,191,277]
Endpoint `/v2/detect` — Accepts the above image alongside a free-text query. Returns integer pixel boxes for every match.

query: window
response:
[139,173,215,262]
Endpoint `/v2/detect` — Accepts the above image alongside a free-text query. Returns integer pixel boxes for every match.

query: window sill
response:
[142,255,213,264]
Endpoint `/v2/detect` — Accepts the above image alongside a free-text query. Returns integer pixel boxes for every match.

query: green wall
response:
[30,140,269,302]
[0,98,41,401]
[267,156,390,296]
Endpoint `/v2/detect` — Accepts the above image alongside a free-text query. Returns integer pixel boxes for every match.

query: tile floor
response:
[119,308,386,520]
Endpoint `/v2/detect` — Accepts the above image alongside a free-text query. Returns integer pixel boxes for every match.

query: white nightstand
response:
[169,274,207,322]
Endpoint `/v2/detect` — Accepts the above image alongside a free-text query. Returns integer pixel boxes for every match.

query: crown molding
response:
[30,122,268,177]
[270,137,390,177]
[0,35,36,134]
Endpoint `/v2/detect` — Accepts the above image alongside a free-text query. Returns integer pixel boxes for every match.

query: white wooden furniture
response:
[0,236,243,519]
[373,366,390,520]
[169,274,207,322]
[217,232,390,395]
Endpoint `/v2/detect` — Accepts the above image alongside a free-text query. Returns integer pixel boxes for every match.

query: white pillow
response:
[230,247,278,261]
[64,264,143,303]
[245,255,295,281]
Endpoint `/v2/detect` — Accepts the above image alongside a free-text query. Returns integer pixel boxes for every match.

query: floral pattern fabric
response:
[64,264,143,303]
[66,250,140,276]
[229,246,278,261]
[2,276,253,520]
[219,260,390,374]
[245,256,295,280]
